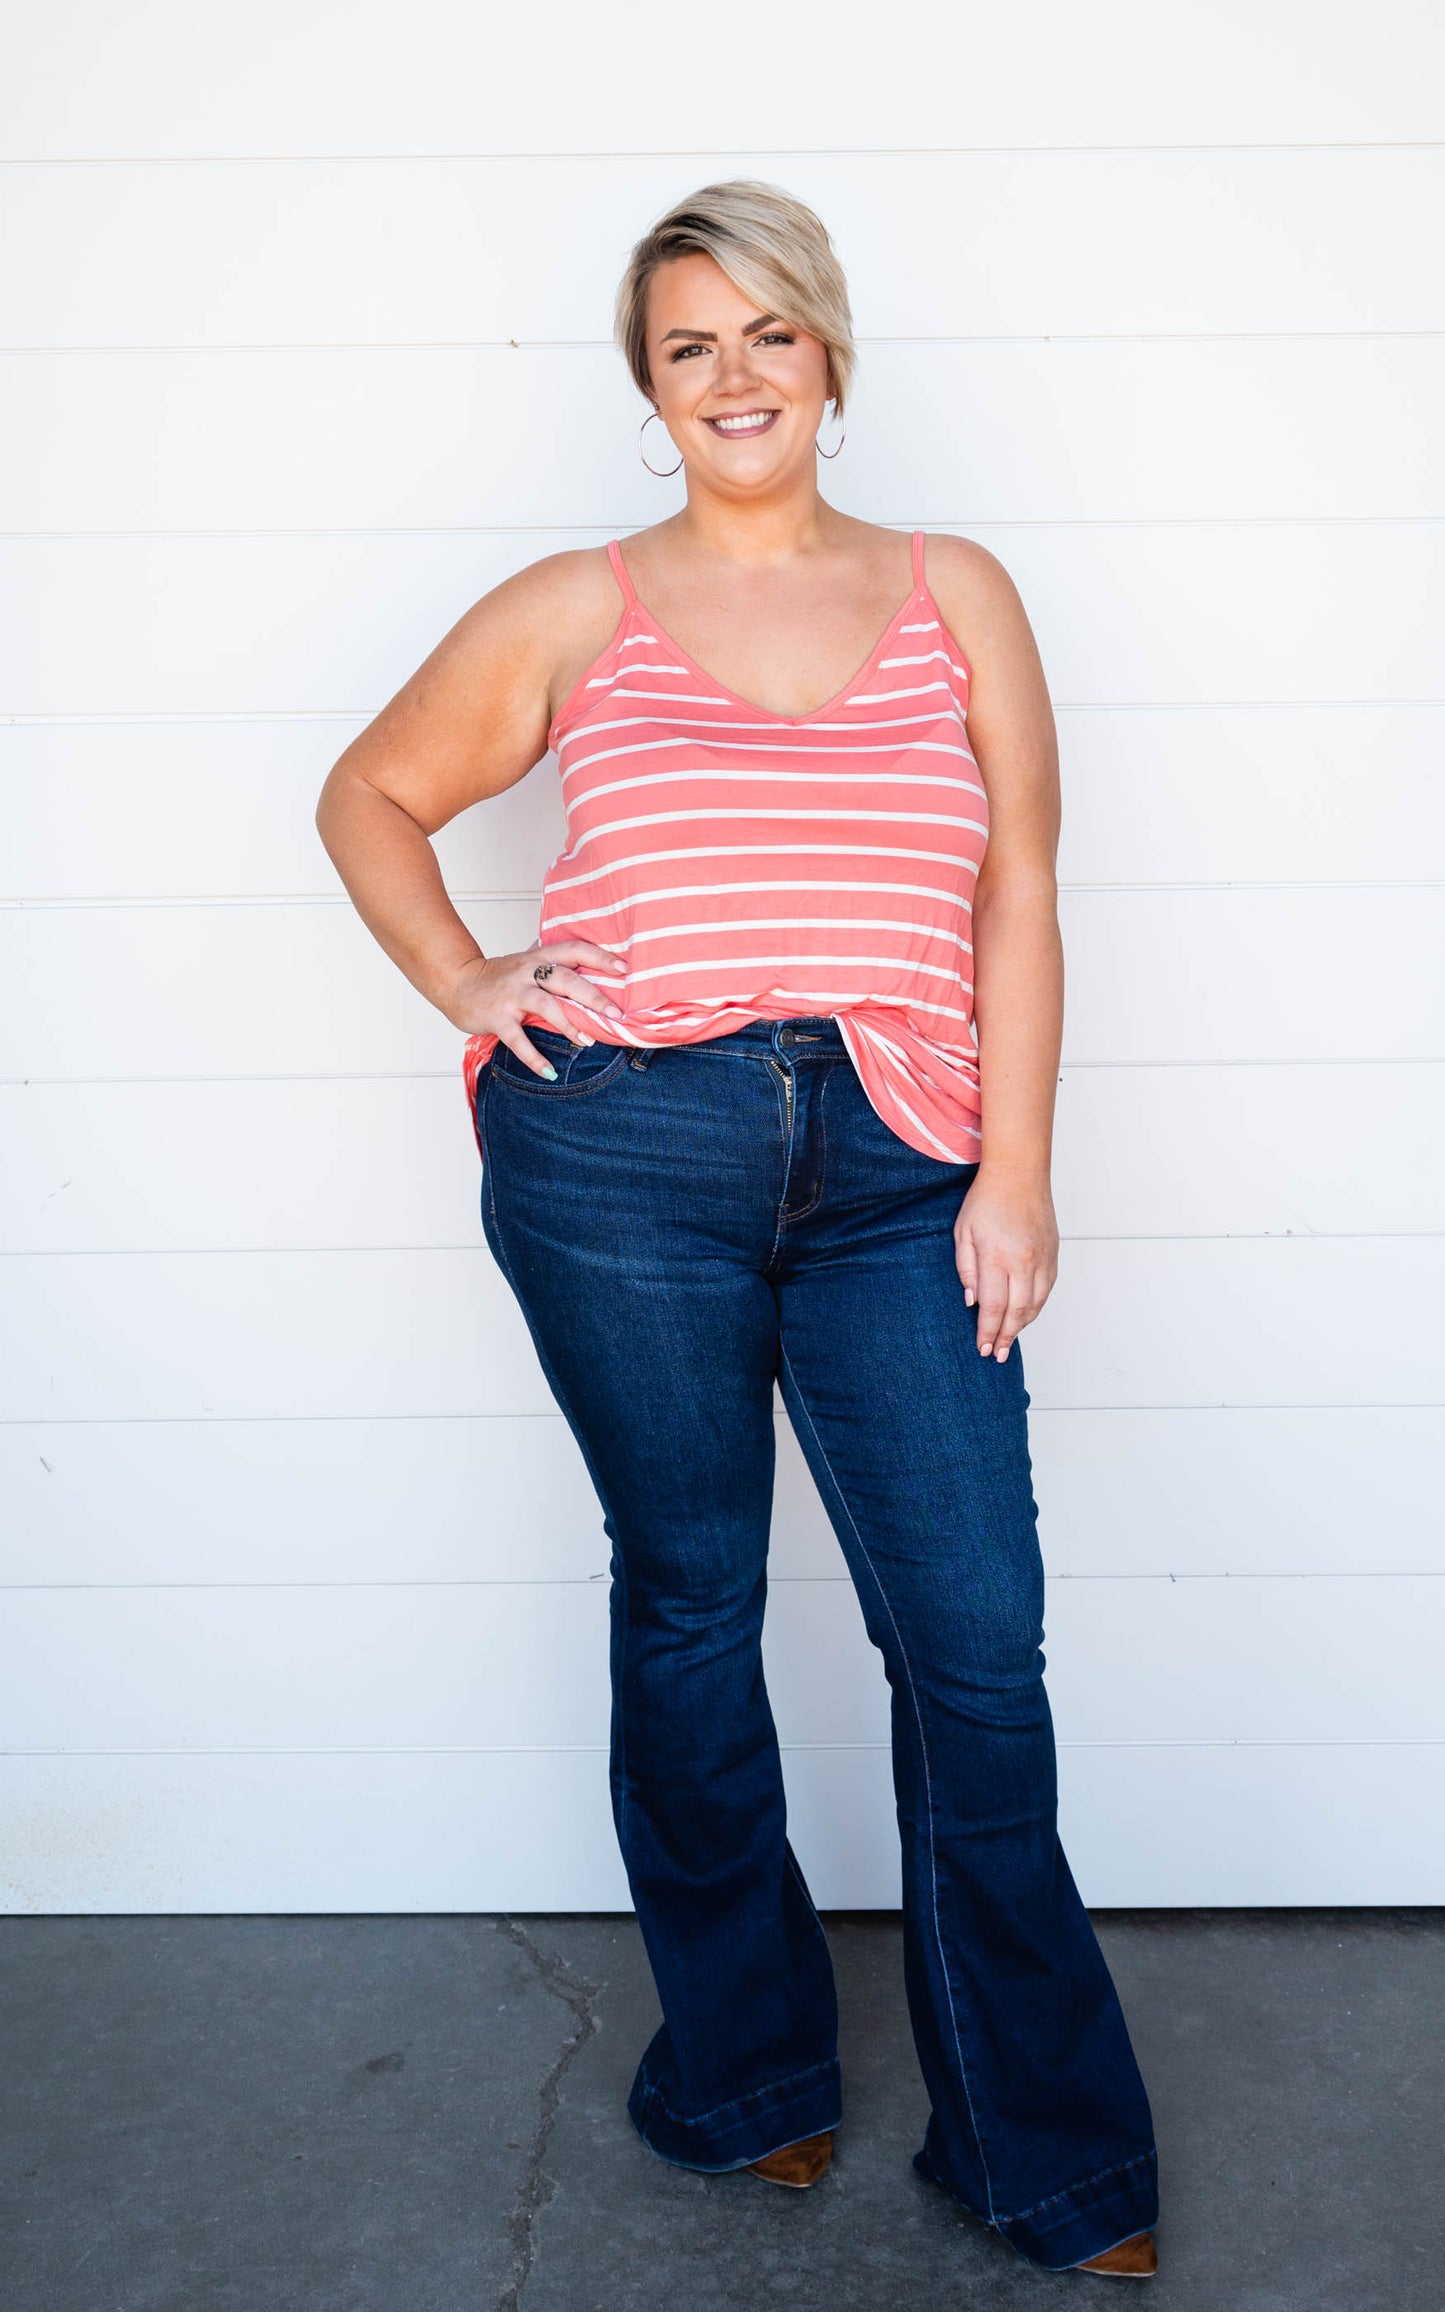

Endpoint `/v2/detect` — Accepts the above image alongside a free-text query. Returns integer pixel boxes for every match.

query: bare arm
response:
[928,534,1064,1361]
[314,552,626,1075]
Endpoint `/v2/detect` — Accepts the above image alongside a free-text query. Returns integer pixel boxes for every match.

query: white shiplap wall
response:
[3,1,1442,1912]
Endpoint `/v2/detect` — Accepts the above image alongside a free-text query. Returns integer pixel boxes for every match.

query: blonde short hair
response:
[614,178,856,417]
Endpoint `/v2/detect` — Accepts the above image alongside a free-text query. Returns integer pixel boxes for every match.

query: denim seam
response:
[612,1552,631,1858]
[765,1063,795,1270]
[635,2051,839,2130]
[778,1340,997,2225]
[808,1062,831,1218]
[778,1060,832,1225]
[644,1040,842,1070]
[999,2147,1157,2229]
[478,1067,632,1854]
[490,1046,632,1099]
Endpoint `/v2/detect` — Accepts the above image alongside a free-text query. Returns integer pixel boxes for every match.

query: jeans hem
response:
[999,2147,1160,2271]
[915,2143,1159,2272]
[627,2053,842,2171]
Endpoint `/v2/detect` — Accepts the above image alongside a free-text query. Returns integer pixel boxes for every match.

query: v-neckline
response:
[619,554,927,728]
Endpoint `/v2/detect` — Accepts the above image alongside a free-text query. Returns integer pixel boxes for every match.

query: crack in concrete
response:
[496,1917,601,2312]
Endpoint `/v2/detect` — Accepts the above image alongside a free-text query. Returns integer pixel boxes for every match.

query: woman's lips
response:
[703,409,781,438]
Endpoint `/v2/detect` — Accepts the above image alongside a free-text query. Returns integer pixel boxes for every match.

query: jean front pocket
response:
[491,1023,633,1098]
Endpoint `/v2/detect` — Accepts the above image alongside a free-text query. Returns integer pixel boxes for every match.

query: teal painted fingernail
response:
[542,1063,558,1080]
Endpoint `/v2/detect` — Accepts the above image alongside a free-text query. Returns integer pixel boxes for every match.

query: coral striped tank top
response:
[462,528,987,1163]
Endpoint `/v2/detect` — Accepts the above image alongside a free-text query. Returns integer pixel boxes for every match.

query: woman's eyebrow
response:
[659,314,781,342]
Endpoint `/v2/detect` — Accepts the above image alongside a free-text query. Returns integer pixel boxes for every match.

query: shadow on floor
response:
[2,1910,1441,2310]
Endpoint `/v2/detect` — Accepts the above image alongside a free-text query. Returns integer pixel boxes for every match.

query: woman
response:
[316,180,1159,2279]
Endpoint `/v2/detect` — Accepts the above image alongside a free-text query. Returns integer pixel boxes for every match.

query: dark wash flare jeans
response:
[475,1013,1158,2270]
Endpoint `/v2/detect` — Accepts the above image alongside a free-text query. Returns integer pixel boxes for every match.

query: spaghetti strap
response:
[606,536,639,609]
[911,528,926,589]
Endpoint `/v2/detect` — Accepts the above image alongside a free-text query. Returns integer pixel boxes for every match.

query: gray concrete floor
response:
[1,1910,1441,2311]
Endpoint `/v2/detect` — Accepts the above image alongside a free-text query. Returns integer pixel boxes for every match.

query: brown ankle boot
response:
[1075,2230,1158,2277]
[745,2130,834,2188]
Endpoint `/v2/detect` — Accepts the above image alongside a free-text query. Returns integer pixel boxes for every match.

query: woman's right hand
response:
[443,939,630,1078]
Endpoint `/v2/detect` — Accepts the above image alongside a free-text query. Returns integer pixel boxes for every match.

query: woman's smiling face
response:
[644,251,832,489]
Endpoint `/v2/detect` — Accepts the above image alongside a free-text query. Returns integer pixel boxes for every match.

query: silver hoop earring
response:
[815,406,846,460]
[639,410,683,477]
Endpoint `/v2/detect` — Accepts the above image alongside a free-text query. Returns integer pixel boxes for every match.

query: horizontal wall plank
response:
[5,341,1441,531]
[0,897,535,1080]
[7,1739,1443,1913]
[3,1239,1441,1420]
[0,722,566,899]
[1057,887,1445,1064]
[1052,703,1445,888]
[1,1576,1439,1754]
[769,1578,1445,1749]
[793,1740,1445,1910]
[5,0,1441,160]
[5,150,1443,347]
[4,527,1439,719]
[6,1740,1442,1912]
[1051,1063,1440,1236]
[3,1064,1440,1251]
[2,1406,1440,1586]
[0,1747,630,1913]
[4,888,1440,1081]
[5,705,1445,900]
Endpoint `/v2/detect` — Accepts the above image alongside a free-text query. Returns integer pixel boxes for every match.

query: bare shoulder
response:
[502,541,621,622]
[918,531,1036,663]
[446,542,620,669]
[466,543,629,727]
[324,544,624,832]
[917,532,1056,821]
